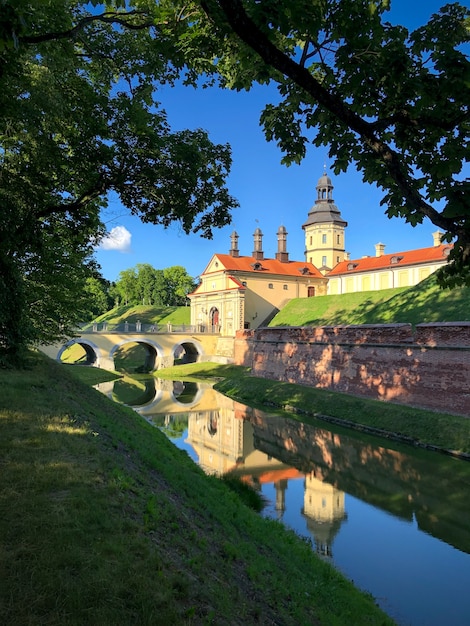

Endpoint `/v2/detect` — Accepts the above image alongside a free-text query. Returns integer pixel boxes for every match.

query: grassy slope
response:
[270,274,470,328]
[0,354,392,626]
[93,304,190,325]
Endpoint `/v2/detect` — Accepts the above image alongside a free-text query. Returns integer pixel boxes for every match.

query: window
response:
[283,284,288,290]
[309,236,312,245]
[337,234,340,244]
[268,283,273,289]
[322,234,327,244]
[390,256,404,264]
[322,255,327,266]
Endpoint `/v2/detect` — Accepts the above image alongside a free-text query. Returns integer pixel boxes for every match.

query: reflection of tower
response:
[274,479,288,519]
[302,471,347,558]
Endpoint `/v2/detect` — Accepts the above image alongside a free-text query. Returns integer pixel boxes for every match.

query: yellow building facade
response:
[189,227,328,336]
[327,234,452,295]
[190,171,452,330]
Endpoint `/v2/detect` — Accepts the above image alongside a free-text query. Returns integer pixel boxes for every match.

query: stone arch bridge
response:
[38,323,234,371]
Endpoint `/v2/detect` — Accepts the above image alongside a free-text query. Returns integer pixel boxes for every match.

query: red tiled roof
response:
[327,243,453,276]
[209,254,325,278]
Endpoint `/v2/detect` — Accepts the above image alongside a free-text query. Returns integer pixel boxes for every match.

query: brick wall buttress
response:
[234,324,470,416]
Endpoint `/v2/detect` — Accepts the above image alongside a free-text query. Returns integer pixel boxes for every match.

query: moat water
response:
[96,376,470,625]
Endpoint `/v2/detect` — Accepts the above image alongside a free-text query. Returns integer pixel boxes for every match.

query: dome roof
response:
[317,173,332,188]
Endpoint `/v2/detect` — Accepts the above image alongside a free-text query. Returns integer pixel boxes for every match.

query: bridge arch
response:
[57,339,100,366]
[172,339,204,364]
[110,339,165,373]
[170,380,204,407]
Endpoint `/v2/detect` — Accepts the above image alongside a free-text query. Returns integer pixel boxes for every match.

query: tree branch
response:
[201,0,458,234]
[19,11,154,45]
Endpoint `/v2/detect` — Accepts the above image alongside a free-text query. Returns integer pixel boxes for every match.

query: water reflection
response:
[98,377,470,625]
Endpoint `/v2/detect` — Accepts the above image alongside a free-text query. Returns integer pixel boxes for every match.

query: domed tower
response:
[302,171,348,273]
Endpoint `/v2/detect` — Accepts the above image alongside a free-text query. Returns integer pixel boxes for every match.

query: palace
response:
[189,171,452,336]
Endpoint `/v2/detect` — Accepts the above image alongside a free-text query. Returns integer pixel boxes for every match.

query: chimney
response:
[229,230,239,257]
[252,227,264,260]
[275,225,289,262]
[432,230,443,247]
[375,242,386,257]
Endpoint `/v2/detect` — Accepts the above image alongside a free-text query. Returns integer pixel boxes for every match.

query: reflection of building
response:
[190,171,452,335]
[187,405,293,479]
[187,407,246,475]
[302,470,347,558]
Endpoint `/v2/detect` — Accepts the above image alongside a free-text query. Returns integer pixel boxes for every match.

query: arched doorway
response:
[210,307,220,331]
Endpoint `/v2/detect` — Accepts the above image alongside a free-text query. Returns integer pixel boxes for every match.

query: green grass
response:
[270,274,470,328]
[155,362,470,456]
[93,304,190,326]
[0,352,393,626]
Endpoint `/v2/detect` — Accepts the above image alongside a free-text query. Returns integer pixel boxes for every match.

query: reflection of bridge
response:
[38,327,235,371]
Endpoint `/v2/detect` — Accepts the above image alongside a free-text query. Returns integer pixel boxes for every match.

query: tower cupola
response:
[302,170,348,273]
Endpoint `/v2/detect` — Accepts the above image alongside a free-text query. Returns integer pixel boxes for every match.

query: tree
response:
[83,277,113,320]
[155,0,469,286]
[152,269,171,306]
[0,1,238,365]
[115,269,139,306]
[113,263,195,307]
[163,266,196,305]
[136,263,159,305]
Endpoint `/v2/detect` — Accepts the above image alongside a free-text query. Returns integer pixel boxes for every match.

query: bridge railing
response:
[78,322,221,334]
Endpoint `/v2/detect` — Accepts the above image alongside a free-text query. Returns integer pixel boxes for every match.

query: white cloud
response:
[98,226,132,252]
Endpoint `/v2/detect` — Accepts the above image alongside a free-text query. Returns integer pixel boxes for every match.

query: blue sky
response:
[94,0,464,283]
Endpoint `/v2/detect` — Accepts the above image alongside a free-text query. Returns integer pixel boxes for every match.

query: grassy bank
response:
[0,353,392,626]
[92,304,190,326]
[270,274,470,327]
[155,362,470,456]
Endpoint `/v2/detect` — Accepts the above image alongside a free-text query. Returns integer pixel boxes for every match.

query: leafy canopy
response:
[0,0,238,364]
[153,0,470,286]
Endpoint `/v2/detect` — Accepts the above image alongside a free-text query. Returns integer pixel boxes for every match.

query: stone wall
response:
[234,323,470,416]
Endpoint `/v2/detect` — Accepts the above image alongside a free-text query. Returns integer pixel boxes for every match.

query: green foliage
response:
[0,1,238,365]
[156,0,470,283]
[113,263,196,307]
[270,273,470,328]
[83,276,113,320]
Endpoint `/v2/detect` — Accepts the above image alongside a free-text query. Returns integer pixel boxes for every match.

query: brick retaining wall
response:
[234,323,470,416]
